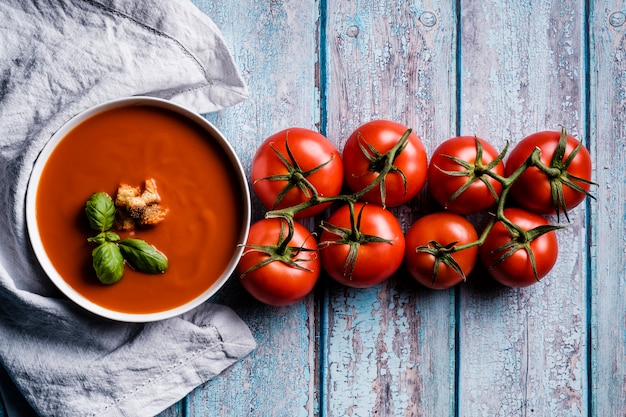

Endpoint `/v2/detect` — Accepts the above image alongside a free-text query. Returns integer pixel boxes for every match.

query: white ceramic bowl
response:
[25,97,250,322]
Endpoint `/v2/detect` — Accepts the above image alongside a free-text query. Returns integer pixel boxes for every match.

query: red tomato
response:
[319,202,405,288]
[404,212,478,289]
[237,218,320,306]
[342,120,428,207]
[251,128,344,218]
[428,136,504,214]
[479,208,559,288]
[505,129,592,217]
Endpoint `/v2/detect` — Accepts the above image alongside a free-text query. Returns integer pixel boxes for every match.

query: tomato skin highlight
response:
[319,203,405,288]
[428,136,504,214]
[404,212,478,289]
[479,208,559,288]
[342,120,428,207]
[505,130,592,215]
[251,128,344,218]
[237,218,320,306]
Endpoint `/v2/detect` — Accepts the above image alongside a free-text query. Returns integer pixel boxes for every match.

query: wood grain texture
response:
[457,1,589,416]
[321,1,457,416]
[589,1,626,416]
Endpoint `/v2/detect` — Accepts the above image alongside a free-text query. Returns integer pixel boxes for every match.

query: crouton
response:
[114,179,168,230]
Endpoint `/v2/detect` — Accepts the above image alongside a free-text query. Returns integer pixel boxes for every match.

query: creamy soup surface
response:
[36,105,244,314]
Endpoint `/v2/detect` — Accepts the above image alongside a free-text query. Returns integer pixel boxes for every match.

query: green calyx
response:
[534,126,597,222]
[319,203,394,280]
[354,129,412,206]
[489,220,565,282]
[239,218,317,278]
[256,133,334,209]
[434,136,508,208]
[415,240,466,285]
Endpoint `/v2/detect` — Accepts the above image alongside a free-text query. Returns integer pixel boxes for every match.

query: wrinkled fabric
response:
[0,1,256,416]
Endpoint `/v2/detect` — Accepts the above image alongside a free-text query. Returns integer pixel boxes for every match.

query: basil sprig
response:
[85,192,168,285]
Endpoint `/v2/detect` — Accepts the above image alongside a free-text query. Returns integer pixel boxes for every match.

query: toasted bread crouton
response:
[141,178,161,205]
[114,209,136,231]
[114,179,168,230]
[115,184,144,208]
[137,204,169,225]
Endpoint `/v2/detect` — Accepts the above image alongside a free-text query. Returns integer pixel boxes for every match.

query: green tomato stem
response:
[449,146,542,255]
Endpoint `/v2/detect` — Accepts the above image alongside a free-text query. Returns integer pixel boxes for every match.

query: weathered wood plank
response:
[321,1,458,416]
[457,1,589,416]
[159,0,322,416]
[589,1,626,415]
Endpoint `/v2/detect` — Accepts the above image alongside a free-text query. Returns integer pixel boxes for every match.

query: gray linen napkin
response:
[0,0,256,416]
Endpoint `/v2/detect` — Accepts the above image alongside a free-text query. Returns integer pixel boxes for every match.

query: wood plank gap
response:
[318,0,329,139]
[582,2,593,417]
[453,2,462,417]
[316,2,329,416]
[183,395,190,417]
[316,284,330,417]
[454,0,463,139]
[453,286,462,417]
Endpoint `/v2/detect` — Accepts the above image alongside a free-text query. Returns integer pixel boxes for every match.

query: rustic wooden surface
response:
[2,1,624,416]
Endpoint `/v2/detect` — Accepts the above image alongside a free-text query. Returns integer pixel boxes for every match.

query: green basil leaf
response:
[85,192,115,232]
[92,242,125,284]
[87,231,120,245]
[103,231,120,242]
[87,232,107,245]
[118,238,168,274]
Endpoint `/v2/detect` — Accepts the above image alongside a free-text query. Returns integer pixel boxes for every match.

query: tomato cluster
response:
[237,121,594,306]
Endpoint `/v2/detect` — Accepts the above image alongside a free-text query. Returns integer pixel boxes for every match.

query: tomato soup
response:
[35,103,245,315]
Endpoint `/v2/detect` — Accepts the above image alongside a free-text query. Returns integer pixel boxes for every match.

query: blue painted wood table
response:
[4,0,626,416]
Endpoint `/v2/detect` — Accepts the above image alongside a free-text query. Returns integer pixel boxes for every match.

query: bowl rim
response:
[25,96,251,322]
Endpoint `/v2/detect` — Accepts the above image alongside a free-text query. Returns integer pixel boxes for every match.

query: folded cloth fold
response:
[0,1,255,416]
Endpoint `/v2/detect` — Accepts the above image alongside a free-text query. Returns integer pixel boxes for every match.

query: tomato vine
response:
[238,123,596,304]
